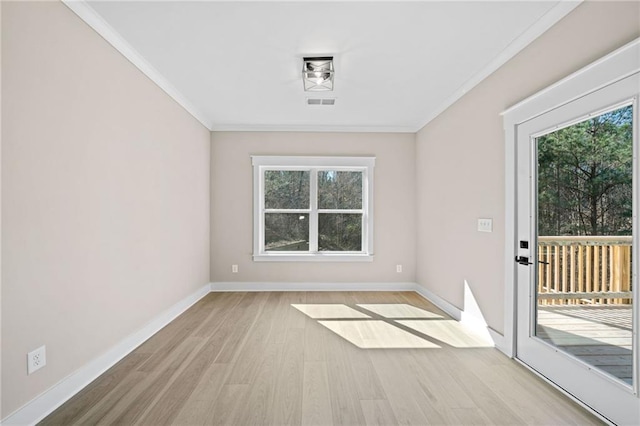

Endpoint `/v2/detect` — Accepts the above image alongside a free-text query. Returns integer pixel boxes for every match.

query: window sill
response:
[253,253,374,262]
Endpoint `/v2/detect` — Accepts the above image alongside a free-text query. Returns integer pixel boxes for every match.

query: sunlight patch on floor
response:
[356,303,442,319]
[319,320,440,349]
[398,320,493,348]
[291,304,371,319]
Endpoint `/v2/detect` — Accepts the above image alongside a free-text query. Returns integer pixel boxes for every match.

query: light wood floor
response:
[41,291,601,425]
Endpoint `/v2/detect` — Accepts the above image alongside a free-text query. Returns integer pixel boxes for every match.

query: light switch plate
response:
[478,218,493,232]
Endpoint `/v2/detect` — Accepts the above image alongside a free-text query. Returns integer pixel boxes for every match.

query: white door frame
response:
[502,38,640,357]
[502,39,640,421]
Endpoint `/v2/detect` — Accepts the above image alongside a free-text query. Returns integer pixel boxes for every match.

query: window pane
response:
[265,213,309,251]
[535,104,634,384]
[318,171,362,209]
[319,214,362,251]
[265,170,309,209]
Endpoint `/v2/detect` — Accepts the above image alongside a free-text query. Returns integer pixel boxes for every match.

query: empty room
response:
[2,0,639,425]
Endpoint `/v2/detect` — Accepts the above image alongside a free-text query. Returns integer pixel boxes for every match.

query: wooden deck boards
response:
[41,292,601,425]
[537,305,633,385]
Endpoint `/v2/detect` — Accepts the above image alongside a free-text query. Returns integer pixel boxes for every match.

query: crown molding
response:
[210,123,416,133]
[62,0,213,131]
[415,0,583,133]
[63,0,582,135]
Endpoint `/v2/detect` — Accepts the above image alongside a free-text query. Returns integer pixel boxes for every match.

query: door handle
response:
[515,256,550,265]
[515,256,533,265]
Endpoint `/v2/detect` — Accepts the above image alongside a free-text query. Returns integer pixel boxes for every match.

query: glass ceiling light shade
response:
[302,57,334,91]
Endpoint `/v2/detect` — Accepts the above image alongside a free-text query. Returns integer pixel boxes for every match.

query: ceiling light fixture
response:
[302,57,334,91]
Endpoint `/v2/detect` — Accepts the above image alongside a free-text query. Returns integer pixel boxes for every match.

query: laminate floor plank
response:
[408,349,477,410]
[234,341,285,426]
[170,363,230,425]
[449,407,494,425]
[284,291,308,330]
[451,349,558,424]
[303,315,328,362]
[225,292,287,385]
[229,294,294,425]
[137,333,236,425]
[140,293,253,424]
[41,291,602,426]
[212,292,269,364]
[136,295,219,371]
[301,361,333,426]
[108,337,204,425]
[192,292,246,339]
[360,399,399,426]
[439,349,529,425]
[368,349,446,425]
[323,315,367,425]
[76,370,150,425]
[39,353,151,426]
[270,328,305,426]
[487,358,602,425]
[208,384,251,425]
[74,336,200,425]
[342,293,396,401]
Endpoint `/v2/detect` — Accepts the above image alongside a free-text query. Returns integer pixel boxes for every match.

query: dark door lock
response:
[515,256,550,266]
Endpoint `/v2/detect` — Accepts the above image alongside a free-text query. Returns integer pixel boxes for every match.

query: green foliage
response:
[318,171,362,209]
[264,170,309,209]
[318,171,362,251]
[318,214,362,251]
[263,169,363,251]
[537,105,633,236]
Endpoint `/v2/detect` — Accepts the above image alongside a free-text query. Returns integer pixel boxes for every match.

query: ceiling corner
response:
[414,0,583,133]
[62,0,213,131]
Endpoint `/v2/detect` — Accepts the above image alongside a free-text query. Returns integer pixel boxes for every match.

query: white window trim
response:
[252,156,375,262]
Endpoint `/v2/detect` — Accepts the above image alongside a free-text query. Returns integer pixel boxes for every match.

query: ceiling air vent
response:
[307,98,336,106]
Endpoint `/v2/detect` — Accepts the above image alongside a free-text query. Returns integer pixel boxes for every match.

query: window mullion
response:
[264,209,311,214]
[310,169,318,252]
[317,209,364,214]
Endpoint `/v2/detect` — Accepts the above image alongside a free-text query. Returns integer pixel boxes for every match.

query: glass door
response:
[516,73,639,425]
[536,103,634,385]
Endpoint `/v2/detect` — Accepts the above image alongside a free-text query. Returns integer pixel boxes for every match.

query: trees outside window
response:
[252,156,374,262]
[537,105,633,236]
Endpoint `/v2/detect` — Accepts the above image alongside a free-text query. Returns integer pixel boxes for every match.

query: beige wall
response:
[1,1,210,417]
[211,131,416,284]
[415,0,640,334]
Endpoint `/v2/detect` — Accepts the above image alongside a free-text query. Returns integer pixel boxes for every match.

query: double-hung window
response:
[252,156,375,261]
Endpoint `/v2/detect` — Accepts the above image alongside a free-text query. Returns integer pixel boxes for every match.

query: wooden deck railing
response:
[537,236,633,306]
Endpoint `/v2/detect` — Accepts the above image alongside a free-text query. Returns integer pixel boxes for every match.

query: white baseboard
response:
[1,283,211,426]
[412,284,462,321]
[210,281,417,292]
[413,284,509,353]
[488,328,509,356]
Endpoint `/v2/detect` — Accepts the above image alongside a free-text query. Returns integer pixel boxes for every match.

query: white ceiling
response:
[68,1,580,132]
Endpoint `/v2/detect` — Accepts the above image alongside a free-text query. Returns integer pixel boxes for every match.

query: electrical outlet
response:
[477,218,493,232]
[396,264,403,273]
[27,345,46,375]
[232,264,238,273]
